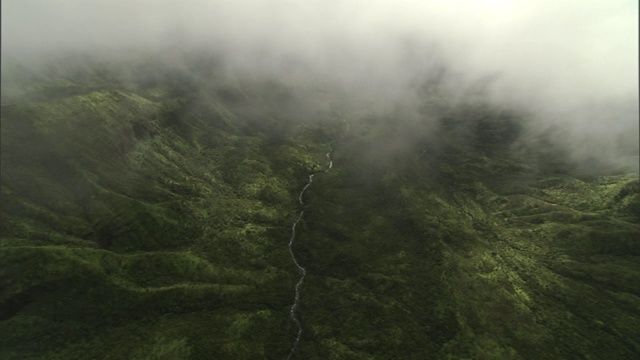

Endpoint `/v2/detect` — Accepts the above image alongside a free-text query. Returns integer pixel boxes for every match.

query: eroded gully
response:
[286,145,333,360]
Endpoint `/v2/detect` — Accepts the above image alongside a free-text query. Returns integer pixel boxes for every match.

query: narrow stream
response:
[287,145,333,360]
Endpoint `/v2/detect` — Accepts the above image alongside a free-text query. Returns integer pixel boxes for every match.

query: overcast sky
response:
[3,1,637,97]
[2,1,638,122]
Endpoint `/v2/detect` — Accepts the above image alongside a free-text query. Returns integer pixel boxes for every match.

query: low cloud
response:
[2,0,638,173]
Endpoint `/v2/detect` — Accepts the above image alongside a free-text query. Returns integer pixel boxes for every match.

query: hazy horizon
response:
[2,0,638,173]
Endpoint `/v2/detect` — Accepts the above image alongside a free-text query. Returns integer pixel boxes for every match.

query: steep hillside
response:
[1,58,639,359]
[293,107,640,359]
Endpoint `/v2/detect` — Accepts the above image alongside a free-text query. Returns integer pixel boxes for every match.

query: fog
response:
[2,0,638,173]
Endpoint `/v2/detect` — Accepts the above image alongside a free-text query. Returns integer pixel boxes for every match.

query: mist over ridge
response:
[2,0,639,173]
[2,2,640,359]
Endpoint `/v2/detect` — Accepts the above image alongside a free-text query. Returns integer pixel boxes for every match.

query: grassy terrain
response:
[1,56,639,359]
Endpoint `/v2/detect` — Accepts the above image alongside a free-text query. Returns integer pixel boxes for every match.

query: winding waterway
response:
[287,145,333,360]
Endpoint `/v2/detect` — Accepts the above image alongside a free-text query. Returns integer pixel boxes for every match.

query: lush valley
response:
[1,55,639,359]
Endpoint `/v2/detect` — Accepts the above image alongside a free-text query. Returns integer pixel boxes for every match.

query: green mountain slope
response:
[1,57,639,359]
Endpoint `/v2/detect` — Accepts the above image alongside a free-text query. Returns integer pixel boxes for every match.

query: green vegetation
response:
[1,56,639,359]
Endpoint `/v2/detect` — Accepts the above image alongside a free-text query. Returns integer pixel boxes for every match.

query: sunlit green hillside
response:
[1,56,639,359]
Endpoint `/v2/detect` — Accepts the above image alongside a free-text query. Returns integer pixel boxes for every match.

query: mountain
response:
[1,54,639,359]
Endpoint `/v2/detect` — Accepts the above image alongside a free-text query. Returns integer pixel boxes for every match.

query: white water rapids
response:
[287,146,333,360]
